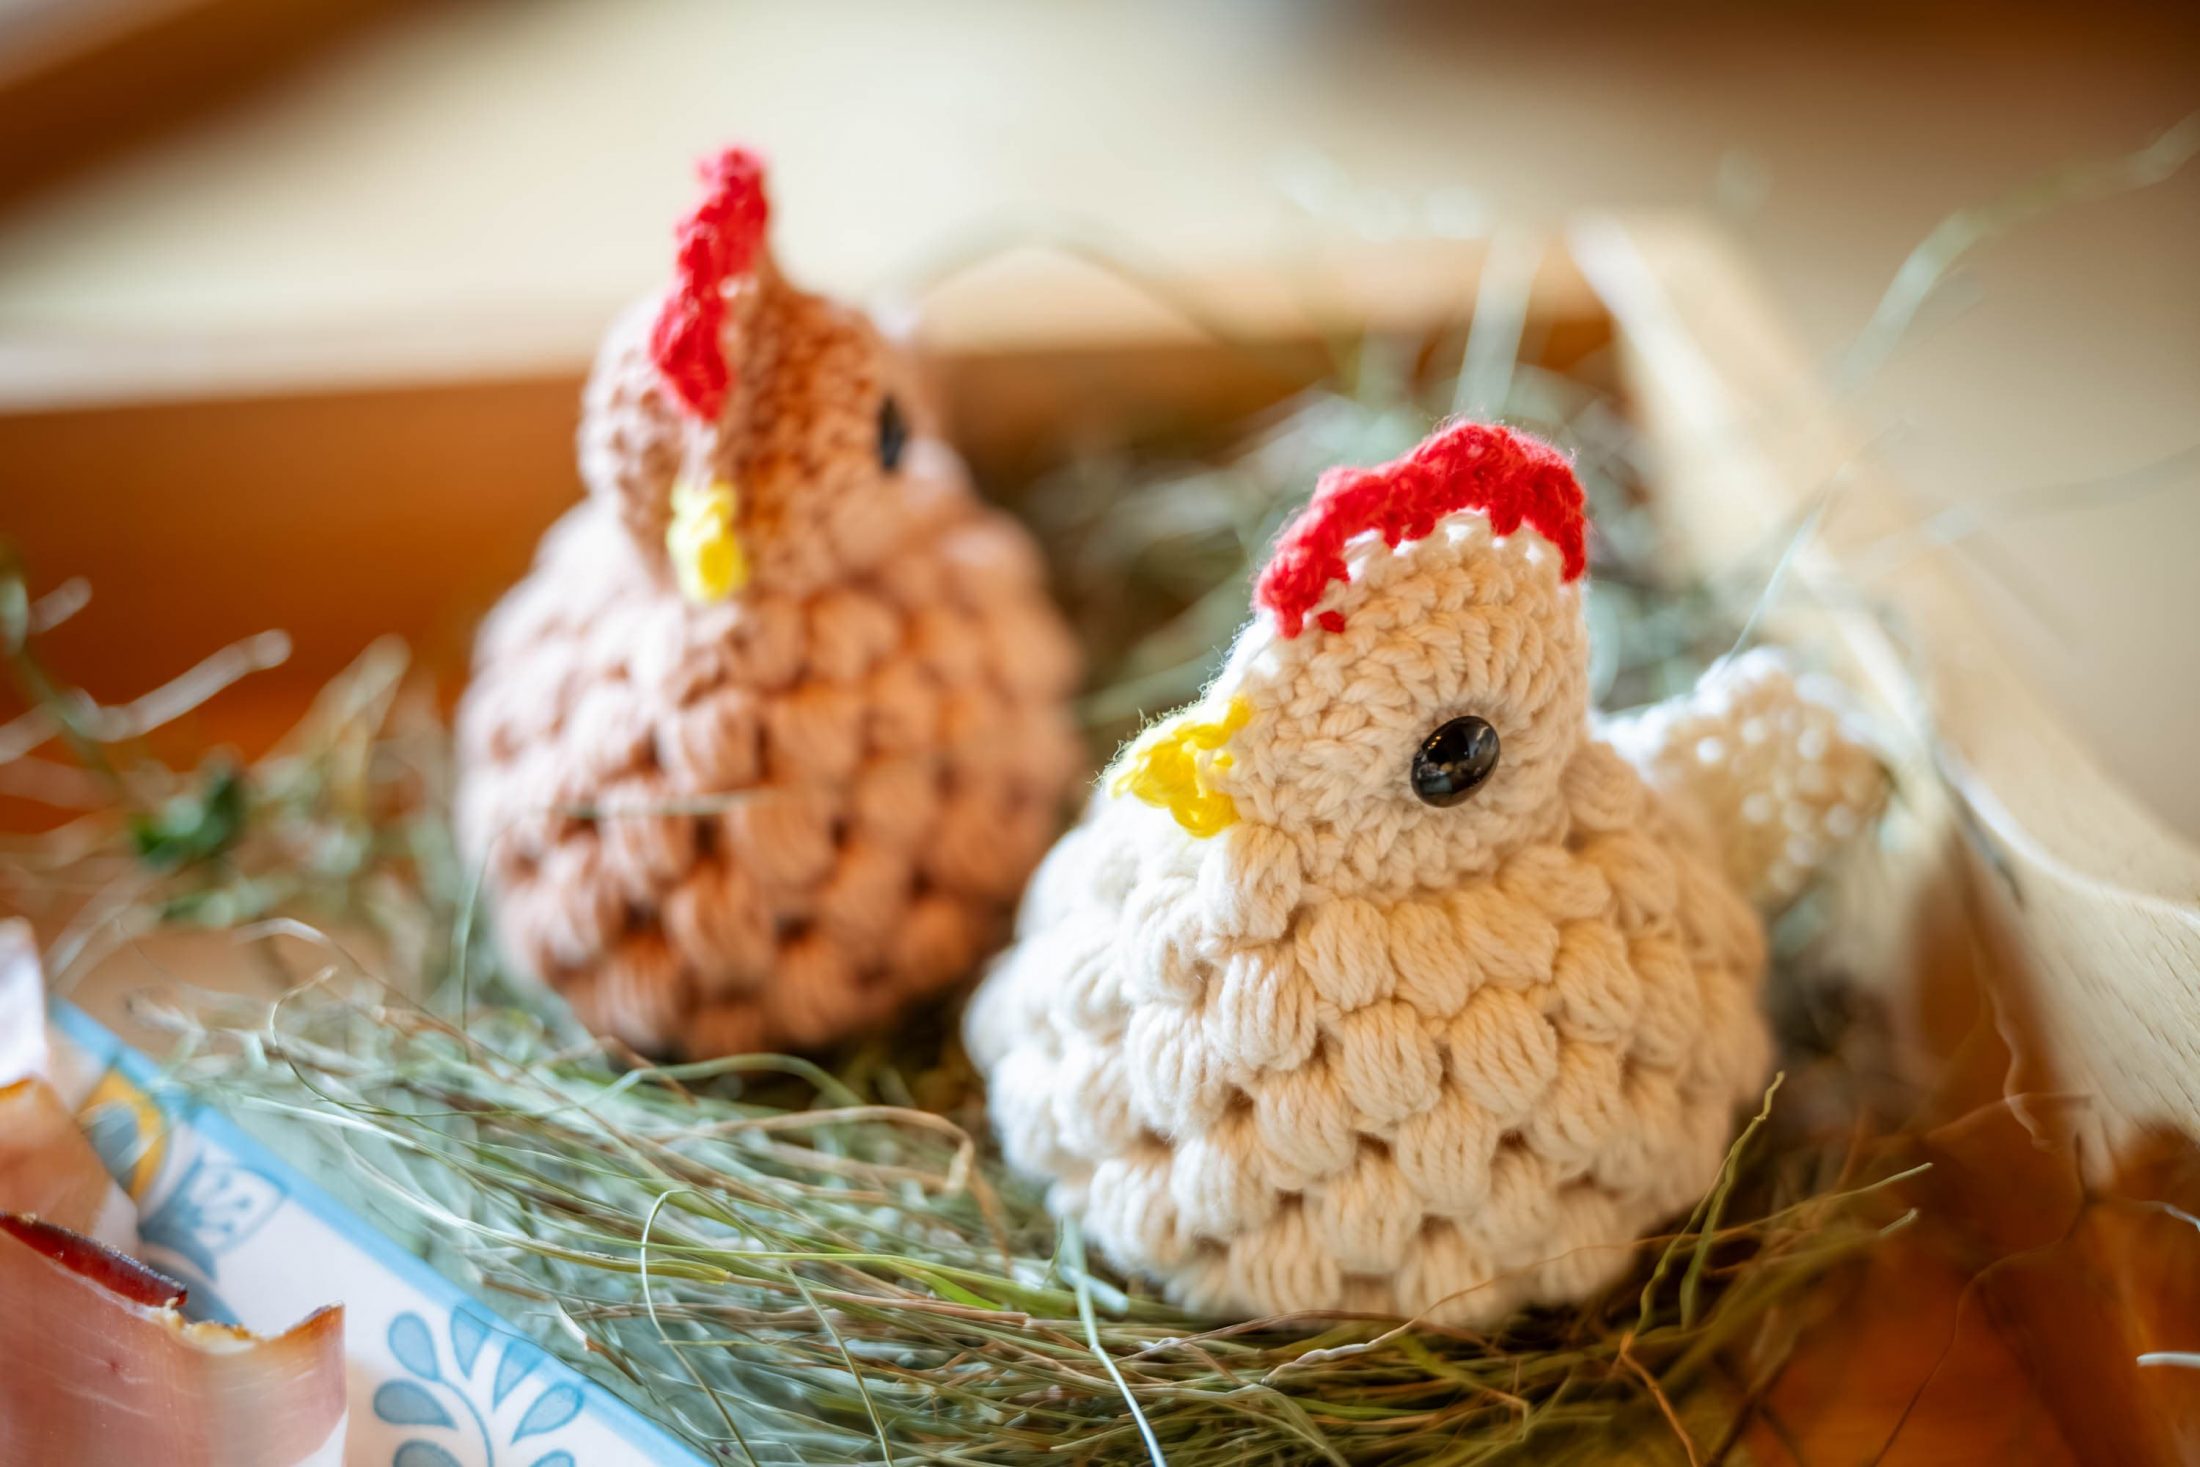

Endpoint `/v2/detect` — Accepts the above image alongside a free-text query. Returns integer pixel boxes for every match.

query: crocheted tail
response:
[1602,648,1888,909]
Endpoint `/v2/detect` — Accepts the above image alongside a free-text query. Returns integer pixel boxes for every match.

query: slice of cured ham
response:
[0,1078,137,1249]
[0,1212,347,1466]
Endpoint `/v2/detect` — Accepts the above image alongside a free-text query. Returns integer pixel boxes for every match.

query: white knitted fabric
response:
[965,496,1884,1323]
[1604,649,1885,910]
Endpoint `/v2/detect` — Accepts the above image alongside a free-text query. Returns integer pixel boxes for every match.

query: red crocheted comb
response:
[649,146,771,421]
[1254,421,1588,637]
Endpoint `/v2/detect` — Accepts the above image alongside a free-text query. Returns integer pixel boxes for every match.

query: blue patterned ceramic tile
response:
[48,1004,708,1467]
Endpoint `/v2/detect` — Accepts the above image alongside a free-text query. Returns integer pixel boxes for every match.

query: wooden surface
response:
[0,0,419,211]
[1577,212,2200,1176]
[1583,212,2200,1465]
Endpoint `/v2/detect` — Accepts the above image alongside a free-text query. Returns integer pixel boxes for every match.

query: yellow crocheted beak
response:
[667,477,749,604]
[1110,695,1250,839]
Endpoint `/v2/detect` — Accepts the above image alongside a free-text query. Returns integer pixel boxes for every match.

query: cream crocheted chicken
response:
[965,421,1883,1322]
[457,148,1082,1057]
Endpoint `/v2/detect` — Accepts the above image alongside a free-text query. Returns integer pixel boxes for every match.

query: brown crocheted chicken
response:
[456,148,1083,1057]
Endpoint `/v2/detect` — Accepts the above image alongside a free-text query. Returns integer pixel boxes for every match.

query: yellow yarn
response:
[667,478,748,603]
[1111,696,1251,838]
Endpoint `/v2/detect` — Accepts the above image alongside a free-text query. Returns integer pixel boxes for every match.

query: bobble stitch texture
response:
[457,149,1082,1055]
[966,422,1887,1321]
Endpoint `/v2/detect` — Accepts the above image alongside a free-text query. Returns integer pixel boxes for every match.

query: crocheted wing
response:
[455,149,1085,1057]
[1601,649,1888,909]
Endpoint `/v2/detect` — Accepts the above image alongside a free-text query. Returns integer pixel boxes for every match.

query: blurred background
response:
[3,15,2197,1459]
[1,0,2195,830]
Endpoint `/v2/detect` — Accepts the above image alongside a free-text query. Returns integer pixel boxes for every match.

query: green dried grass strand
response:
[1680,1073,1783,1330]
[1065,1220,1172,1467]
[1841,109,2200,388]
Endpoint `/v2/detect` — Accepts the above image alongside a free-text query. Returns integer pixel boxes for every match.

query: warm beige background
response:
[0,0,2195,835]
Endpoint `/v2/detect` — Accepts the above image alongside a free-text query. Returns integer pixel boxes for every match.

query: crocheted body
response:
[459,490,1079,1056]
[456,157,1082,1056]
[967,734,1768,1320]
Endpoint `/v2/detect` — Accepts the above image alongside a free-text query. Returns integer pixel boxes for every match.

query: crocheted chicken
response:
[457,147,1082,1057]
[965,421,1883,1322]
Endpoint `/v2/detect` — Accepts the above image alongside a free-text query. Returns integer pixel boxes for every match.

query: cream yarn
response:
[964,423,1885,1322]
[456,178,1082,1058]
[1604,649,1885,910]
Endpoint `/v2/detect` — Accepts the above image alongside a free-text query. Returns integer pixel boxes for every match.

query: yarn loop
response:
[666,478,748,603]
[1109,696,1251,838]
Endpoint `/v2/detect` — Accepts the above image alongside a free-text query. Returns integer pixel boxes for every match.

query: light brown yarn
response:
[457,244,1083,1057]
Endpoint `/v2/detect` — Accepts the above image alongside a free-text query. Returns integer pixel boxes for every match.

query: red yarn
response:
[1254,421,1588,637]
[649,147,772,421]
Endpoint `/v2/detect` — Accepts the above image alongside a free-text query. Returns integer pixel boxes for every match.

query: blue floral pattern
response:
[53,1007,684,1466]
[374,1307,584,1467]
[79,1077,285,1325]
[138,1153,285,1273]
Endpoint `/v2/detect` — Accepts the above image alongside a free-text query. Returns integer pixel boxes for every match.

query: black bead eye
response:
[1411,716,1500,807]
[877,394,909,473]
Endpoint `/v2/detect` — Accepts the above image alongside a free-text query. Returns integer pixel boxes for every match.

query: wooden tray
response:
[5,219,2196,1462]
